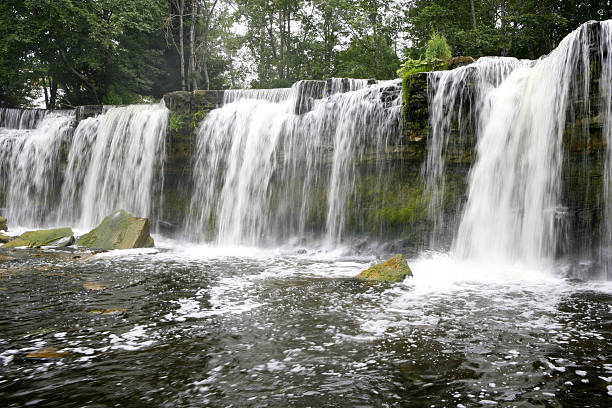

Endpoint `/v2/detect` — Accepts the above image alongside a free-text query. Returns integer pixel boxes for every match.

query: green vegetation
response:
[77,210,154,249]
[3,228,74,248]
[1,1,610,107]
[356,254,413,283]
[425,32,452,61]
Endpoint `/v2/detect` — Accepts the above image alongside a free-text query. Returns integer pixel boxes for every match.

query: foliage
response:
[425,32,452,61]
[1,0,611,107]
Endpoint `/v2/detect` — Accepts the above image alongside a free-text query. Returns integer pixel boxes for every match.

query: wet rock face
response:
[0,216,6,231]
[357,254,413,283]
[77,210,154,250]
[2,228,74,248]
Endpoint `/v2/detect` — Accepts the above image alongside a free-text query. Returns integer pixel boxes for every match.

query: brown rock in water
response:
[356,254,413,283]
[26,348,68,359]
[83,282,107,291]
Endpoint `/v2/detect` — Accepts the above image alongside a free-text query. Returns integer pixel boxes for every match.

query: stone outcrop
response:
[2,228,74,248]
[77,210,154,249]
[357,254,413,283]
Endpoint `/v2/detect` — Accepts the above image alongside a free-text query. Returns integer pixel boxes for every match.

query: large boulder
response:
[77,210,154,250]
[0,216,7,231]
[0,232,10,243]
[357,254,413,283]
[2,228,74,248]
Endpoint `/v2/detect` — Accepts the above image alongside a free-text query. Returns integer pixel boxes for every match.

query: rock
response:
[448,56,475,69]
[83,282,107,290]
[0,232,10,243]
[45,235,75,248]
[2,228,74,249]
[0,216,6,231]
[356,254,413,283]
[26,348,68,359]
[77,210,155,250]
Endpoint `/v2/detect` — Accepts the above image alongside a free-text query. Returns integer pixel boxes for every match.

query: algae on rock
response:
[0,216,6,231]
[357,254,413,283]
[77,210,154,249]
[2,228,74,248]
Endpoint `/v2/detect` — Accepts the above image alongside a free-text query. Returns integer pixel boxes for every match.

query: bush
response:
[425,32,452,61]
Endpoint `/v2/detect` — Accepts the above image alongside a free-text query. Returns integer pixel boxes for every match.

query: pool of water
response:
[1,238,611,407]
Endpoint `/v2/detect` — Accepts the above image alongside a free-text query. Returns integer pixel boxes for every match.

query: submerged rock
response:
[83,282,107,290]
[77,210,154,250]
[2,228,74,249]
[0,216,6,231]
[357,254,413,283]
[26,348,68,359]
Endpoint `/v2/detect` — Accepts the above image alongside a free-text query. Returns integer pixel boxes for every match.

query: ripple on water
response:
[0,244,610,406]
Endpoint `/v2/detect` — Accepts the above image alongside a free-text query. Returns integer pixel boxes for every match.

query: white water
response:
[58,103,169,228]
[0,111,74,226]
[600,22,612,278]
[0,107,47,130]
[424,57,525,245]
[422,21,612,270]
[188,79,402,245]
[454,21,608,266]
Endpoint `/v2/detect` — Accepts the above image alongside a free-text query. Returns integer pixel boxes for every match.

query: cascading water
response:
[0,110,74,226]
[599,22,612,278]
[0,107,47,130]
[438,21,612,267]
[188,79,402,246]
[424,57,525,246]
[58,103,169,228]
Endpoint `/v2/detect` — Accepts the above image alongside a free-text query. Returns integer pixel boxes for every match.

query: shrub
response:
[425,32,452,61]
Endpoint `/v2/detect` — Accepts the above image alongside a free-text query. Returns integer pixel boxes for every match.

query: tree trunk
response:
[470,0,477,30]
[50,78,57,109]
[189,0,198,91]
[178,0,186,91]
[286,8,291,79]
[43,76,49,109]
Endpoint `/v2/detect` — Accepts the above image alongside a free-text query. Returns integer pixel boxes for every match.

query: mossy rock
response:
[357,254,413,283]
[77,210,154,250]
[3,228,74,248]
[0,216,6,231]
[0,232,9,243]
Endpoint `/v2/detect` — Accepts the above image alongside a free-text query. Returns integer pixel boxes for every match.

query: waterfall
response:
[0,111,74,226]
[449,21,610,266]
[0,107,47,130]
[58,103,168,228]
[424,57,525,246]
[188,79,402,245]
[599,22,612,277]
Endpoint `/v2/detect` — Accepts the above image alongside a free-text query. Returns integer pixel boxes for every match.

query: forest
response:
[1,0,610,108]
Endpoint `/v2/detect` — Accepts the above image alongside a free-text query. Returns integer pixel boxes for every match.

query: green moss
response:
[357,254,413,283]
[77,210,154,250]
[3,228,74,248]
[169,113,189,134]
[191,106,208,129]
